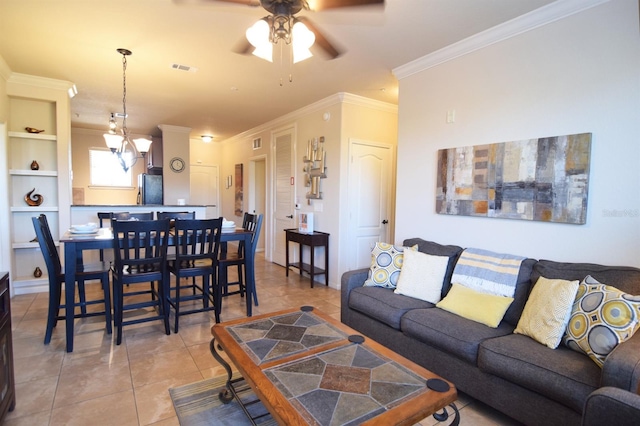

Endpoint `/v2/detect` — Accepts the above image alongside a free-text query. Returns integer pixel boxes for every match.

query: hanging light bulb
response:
[246,19,273,62]
[292,20,315,63]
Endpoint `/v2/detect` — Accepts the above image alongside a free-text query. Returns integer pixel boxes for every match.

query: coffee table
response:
[210,306,459,425]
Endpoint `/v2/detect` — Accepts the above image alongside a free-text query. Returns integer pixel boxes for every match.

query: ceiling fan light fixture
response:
[292,20,315,63]
[246,18,273,62]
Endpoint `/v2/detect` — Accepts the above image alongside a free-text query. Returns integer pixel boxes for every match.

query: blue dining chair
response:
[168,218,222,330]
[32,214,112,344]
[218,213,263,309]
[110,218,171,345]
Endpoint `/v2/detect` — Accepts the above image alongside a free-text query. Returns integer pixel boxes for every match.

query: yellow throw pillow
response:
[514,276,579,349]
[436,283,514,328]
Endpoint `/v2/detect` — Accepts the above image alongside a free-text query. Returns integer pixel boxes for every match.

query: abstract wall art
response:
[436,133,592,224]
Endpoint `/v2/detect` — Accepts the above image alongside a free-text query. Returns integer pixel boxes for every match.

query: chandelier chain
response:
[121,53,128,136]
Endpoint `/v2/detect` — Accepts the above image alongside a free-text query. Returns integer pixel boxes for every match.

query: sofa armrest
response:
[340,268,369,321]
[582,387,640,426]
[601,331,640,392]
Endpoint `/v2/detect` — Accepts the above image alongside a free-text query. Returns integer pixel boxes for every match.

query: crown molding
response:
[0,55,11,82]
[339,92,398,114]
[393,0,610,80]
[158,124,192,134]
[225,92,397,143]
[6,72,75,93]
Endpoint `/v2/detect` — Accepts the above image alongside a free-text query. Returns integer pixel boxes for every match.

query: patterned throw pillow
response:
[514,276,580,349]
[563,275,640,368]
[363,243,416,289]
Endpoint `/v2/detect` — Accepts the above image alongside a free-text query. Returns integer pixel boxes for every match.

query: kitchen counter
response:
[71,205,208,224]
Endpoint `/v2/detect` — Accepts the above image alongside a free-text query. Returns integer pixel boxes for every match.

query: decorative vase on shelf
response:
[24,188,44,206]
[30,160,39,170]
[33,267,42,278]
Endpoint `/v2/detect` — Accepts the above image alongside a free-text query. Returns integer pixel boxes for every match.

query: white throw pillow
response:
[394,250,449,303]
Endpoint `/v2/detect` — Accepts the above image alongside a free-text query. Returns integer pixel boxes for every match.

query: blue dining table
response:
[60,226,256,352]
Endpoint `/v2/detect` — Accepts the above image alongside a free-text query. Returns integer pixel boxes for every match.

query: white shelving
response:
[8,100,61,294]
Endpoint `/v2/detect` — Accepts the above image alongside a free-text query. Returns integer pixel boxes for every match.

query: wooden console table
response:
[284,229,329,288]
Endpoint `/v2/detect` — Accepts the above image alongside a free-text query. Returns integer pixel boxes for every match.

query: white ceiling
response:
[0,0,554,141]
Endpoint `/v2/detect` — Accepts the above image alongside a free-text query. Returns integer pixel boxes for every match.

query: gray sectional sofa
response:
[340,238,640,426]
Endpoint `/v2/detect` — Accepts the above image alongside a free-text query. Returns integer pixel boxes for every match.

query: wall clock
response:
[170,157,185,173]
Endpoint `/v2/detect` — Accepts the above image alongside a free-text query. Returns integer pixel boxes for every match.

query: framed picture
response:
[299,212,314,234]
[436,133,591,224]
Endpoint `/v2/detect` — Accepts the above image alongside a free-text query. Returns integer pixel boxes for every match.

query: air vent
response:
[171,63,198,73]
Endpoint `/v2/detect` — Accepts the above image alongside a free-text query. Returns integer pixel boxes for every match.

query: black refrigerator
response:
[137,173,163,205]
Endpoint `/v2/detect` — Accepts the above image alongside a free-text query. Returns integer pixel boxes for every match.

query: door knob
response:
[382,219,389,224]
[286,215,294,219]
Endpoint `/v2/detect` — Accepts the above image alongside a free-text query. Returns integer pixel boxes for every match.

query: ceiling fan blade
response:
[297,16,341,60]
[205,0,261,6]
[233,38,254,55]
[306,0,384,12]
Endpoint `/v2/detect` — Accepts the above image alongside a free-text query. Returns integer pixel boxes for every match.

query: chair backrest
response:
[244,213,263,257]
[232,213,263,256]
[157,211,195,220]
[97,212,113,228]
[111,219,170,275]
[32,214,62,277]
[111,212,154,221]
[173,218,223,270]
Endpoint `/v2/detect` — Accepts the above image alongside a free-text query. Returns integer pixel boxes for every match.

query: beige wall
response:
[220,93,398,287]
[394,0,640,266]
[0,56,10,274]
[159,124,191,205]
[70,128,146,205]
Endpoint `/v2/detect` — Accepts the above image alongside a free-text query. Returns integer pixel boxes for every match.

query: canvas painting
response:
[436,133,591,224]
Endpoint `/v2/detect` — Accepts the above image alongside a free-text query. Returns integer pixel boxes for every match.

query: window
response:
[89,148,133,187]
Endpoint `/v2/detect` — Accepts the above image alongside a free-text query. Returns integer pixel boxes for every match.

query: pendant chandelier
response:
[103,48,152,173]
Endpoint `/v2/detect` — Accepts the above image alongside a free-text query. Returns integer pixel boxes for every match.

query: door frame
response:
[269,124,297,264]
[247,154,267,252]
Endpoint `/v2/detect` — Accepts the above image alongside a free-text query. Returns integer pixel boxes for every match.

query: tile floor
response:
[4,254,521,425]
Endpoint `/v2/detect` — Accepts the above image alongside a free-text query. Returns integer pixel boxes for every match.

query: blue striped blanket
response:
[451,248,525,297]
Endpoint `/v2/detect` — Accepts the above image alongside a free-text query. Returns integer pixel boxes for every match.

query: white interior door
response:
[190,164,219,219]
[348,139,394,270]
[272,127,295,266]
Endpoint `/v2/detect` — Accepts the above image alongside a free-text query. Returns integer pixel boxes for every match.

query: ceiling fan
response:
[206,0,385,61]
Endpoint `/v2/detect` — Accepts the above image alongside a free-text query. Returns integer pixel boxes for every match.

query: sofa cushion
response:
[436,283,513,328]
[532,260,640,296]
[394,250,450,303]
[514,276,579,349]
[478,334,600,413]
[402,238,463,298]
[363,242,416,288]
[401,308,514,364]
[563,275,640,367]
[348,286,434,330]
